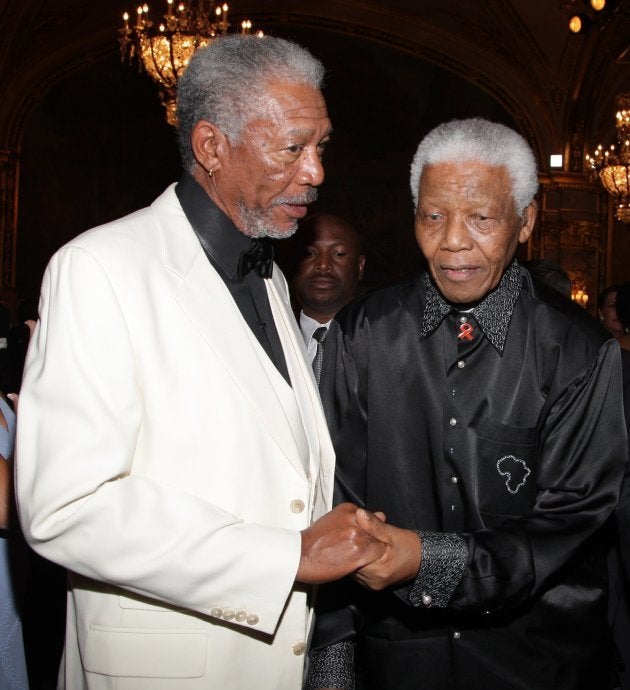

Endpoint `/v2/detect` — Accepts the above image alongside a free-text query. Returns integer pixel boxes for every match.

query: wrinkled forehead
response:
[252,79,329,125]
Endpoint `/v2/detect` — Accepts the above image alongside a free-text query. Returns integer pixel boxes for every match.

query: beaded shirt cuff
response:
[306,640,355,690]
[409,531,468,608]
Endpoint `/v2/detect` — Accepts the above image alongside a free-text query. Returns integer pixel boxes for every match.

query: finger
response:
[374,511,386,522]
[352,567,386,592]
[354,541,387,572]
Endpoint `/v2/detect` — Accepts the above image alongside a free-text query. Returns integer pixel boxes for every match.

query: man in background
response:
[287,213,365,381]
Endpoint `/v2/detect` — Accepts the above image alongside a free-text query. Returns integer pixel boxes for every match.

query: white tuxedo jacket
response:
[16,185,335,689]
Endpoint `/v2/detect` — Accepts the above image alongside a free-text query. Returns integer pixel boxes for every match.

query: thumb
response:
[25,320,37,339]
[356,508,389,541]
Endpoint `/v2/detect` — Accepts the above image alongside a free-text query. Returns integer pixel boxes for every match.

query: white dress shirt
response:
[299,311,332,363]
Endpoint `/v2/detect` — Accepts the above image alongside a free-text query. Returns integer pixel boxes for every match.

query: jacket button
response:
[235,610,248,622]
[222,608,235,620]
[292,642,307,656]
[457,360,465,369]
[210,608,223,618]
[449,417,457,427]
[421,594,432,606]
[290,499,305,513]
[246,614,259,625]
[453,631,461,639]
[451,475,459,484]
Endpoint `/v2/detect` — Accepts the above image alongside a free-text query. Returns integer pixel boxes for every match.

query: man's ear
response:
[190,120,225,174]
[518,201,538,244]
[358,255,366,281]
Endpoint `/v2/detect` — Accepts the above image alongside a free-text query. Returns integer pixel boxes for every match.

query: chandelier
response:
[585,94,630,224]
[119,1,260,126]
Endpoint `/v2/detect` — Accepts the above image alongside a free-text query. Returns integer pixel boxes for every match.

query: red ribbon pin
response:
[458,322,474,341]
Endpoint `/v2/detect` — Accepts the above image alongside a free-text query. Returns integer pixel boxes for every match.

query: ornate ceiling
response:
[0,0,629,295]
[2,0,628,157]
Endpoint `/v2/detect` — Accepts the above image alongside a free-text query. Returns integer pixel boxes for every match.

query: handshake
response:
[296,503,422,591]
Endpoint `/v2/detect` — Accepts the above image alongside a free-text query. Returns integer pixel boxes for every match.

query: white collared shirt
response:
[299,311,332,363]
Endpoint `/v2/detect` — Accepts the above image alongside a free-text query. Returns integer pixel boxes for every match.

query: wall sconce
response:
[571,289,589,307]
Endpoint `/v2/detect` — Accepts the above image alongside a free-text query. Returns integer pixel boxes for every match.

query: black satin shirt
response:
[313,262,628,690]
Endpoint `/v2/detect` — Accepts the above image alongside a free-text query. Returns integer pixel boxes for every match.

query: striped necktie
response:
[311,326,328,386]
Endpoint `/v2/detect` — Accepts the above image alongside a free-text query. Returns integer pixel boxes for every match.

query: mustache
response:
[308,276,339,286]
[273,188,318,206]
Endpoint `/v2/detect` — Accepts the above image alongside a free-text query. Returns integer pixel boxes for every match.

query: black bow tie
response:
[238,238,274,280]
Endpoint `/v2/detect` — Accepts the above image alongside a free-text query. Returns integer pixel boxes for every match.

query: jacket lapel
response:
[151,186,308,478]
[267,274,336,503]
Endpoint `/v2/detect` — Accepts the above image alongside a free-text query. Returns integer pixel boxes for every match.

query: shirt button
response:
[421,594,432,606]
[246,614,259,625]
[292,642,307,656]
[235,610,248,622]
[457,360,465,369]
[459,315,468,324]
[222,608,235,620]
[210,608,223,618]
[290,499,305,514]
[451,475,459,484]
[449,417,457,427]
[453,631,461,639]
[449,447,455,455]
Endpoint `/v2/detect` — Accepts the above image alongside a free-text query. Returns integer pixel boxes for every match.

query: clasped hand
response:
[297,503,421,590]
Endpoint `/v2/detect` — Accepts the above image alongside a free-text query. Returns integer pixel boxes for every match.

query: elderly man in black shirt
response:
[308,118,628,690]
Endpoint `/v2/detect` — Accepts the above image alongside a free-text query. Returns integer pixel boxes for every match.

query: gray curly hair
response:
[176,34,325,172]
[409,118,539,215]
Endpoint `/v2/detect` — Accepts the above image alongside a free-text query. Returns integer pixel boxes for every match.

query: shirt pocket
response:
[475,418,538,519]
